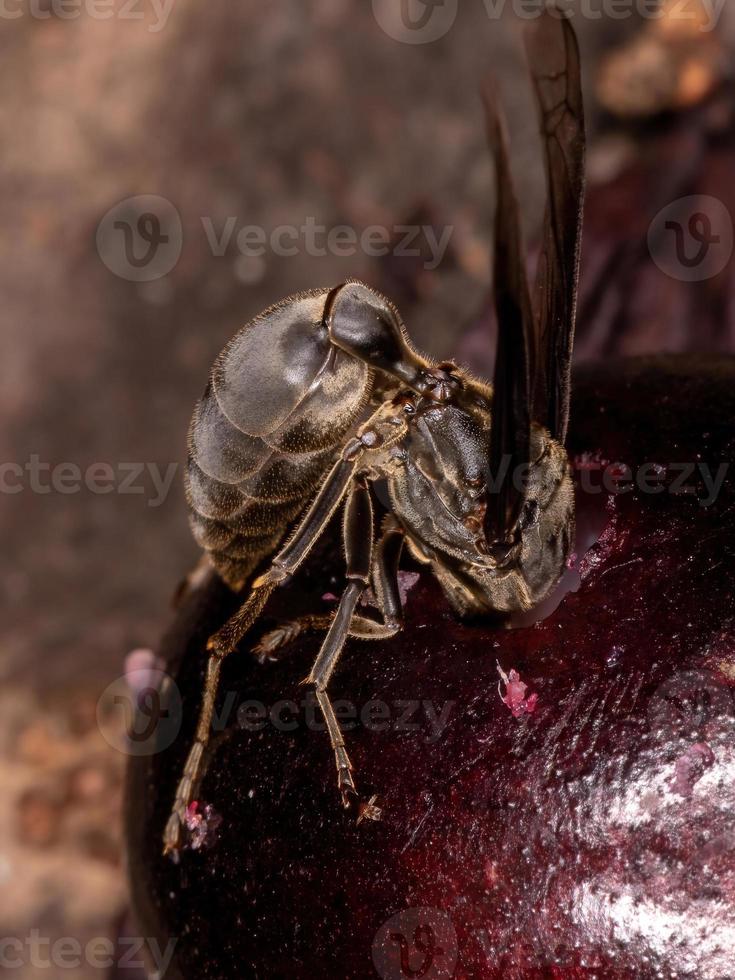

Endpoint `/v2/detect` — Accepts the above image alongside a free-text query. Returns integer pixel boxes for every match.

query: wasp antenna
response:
[482,78,534,545]
[525,9,585,445]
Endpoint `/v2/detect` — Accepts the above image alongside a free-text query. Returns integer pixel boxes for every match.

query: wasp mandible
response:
[164,11,585,855]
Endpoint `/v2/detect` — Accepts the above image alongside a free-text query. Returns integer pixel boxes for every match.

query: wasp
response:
[164,11,585,855]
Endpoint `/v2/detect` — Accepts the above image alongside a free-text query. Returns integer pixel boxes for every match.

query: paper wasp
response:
[164,10,584,854]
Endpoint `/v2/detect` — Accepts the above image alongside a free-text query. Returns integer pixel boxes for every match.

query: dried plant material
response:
[184,801,223,851]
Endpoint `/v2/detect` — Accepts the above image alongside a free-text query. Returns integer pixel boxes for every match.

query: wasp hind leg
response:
[163,455,361,857]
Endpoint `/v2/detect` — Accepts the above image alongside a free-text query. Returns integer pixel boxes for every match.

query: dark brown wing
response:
[483,81,533,544]
[526,11,585,444]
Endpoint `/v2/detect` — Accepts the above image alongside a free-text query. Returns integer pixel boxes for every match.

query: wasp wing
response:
[483,81,534,544]
[526,11,585,445]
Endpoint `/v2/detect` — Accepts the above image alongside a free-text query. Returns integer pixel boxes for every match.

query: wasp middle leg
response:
[304,492,406,820]
[254,516,405,660]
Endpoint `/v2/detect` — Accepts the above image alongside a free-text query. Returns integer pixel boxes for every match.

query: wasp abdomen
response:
[186,289,372,588]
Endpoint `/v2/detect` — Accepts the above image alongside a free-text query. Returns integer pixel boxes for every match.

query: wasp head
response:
[387,396,574,617]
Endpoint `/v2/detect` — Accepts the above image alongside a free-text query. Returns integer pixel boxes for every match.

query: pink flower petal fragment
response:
[497,662,539,719]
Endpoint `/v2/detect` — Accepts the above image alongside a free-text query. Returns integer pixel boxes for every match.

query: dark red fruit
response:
[126,356,735,980]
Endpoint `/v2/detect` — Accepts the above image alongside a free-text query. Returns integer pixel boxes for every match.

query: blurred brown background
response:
[1,0,733,976]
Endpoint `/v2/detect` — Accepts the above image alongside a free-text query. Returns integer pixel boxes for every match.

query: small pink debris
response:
[497,662,538,719]
[124,648,166,706]
[670,742,715,798]
[396,571,420,604]
[573,451,608,472]
[360,571,421,611]
[184,801,222,850]
[322,592,339,602]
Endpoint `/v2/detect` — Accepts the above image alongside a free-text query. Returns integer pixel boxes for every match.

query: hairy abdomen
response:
[185,290,371,589]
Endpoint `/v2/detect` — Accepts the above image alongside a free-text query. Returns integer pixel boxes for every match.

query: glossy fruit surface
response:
[126,355,735,980]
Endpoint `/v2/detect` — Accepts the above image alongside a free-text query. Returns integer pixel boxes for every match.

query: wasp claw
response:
[163,843,182,865]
